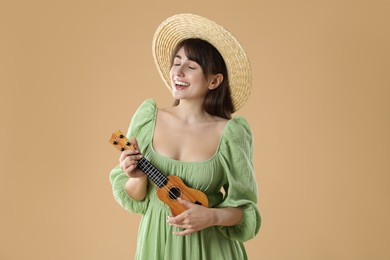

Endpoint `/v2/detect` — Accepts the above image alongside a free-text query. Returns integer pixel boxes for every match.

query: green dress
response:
[110,99,261,260]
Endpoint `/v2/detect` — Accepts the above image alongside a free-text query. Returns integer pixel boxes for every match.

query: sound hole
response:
[168,187,181,200]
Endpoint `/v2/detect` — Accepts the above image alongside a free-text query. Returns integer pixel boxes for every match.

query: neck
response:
[174,99,211,124]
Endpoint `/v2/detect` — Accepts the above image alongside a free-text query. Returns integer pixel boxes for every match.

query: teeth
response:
[175,80,189,86]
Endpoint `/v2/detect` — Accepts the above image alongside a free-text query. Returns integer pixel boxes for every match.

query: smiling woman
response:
[109,13,260,260]
[170,38,232,119]
[170,46,212,105]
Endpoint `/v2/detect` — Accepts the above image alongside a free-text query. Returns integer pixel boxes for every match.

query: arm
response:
[212,207,243,227]
[119,137,148,201]
[109,163,149,214]
[166,199,243,236]
[215,117,261,242]
[109,99,157,214]
[109,138,149,214]
[124,175,148,201]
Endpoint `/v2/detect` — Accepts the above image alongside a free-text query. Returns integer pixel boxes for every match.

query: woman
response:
[110,14,260,259]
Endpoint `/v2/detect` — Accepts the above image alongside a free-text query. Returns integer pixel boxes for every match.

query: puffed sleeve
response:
[216,116,261,242]
[109,99,157,214]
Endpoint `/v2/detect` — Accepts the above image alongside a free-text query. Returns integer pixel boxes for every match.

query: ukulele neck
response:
[137,157,168,188]
[109,130,168,188]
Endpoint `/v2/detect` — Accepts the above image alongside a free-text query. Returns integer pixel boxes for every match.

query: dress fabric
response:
[110,99,261,260]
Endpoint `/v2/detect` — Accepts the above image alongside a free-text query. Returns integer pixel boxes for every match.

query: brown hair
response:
[170,38,234,119]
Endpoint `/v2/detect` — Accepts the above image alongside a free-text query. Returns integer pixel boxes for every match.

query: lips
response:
[174,80,190,89]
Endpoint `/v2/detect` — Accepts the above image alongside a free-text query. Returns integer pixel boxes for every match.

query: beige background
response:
[1,0,389,259]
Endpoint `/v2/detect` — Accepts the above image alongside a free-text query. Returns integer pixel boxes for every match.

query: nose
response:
[172,64,185,77]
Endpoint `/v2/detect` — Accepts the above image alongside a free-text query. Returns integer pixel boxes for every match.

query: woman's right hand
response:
[119,137,145,178]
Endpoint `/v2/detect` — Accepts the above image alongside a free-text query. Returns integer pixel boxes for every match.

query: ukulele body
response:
[156,175,209,216]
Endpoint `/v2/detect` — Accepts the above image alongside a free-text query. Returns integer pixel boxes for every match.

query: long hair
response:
[170,38,234,119]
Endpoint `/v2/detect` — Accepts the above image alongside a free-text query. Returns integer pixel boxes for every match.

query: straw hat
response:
[152,13,252,112]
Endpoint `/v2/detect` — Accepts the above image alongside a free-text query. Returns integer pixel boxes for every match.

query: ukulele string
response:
[138,159,181,200]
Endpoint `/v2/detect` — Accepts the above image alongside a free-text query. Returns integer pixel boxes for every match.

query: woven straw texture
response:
[152,13,252,112]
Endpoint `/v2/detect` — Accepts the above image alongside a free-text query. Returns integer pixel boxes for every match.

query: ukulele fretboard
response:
[137,158,168,188]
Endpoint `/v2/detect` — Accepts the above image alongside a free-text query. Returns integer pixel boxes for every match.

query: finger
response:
[119,150,139,163]
[167,215,191,227]
[121,156,138,172]
[125,164,138,174]
[126,154,143,162]
[167,214,186,225]
[120,153,143,167]
[170,223,192,229]
[177,198,193,209]
[173,228,196,236]
[121,149,141,158]
[129,137,140,150]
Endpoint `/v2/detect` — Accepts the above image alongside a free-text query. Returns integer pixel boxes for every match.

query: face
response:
[169,47,211,102]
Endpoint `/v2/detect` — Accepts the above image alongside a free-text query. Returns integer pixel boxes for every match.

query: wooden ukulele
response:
[109,130,209,216]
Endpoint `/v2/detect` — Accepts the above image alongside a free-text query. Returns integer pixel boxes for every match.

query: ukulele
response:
[109,130,209,216]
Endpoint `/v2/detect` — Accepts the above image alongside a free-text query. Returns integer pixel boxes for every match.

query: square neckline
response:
[148,100,237,164]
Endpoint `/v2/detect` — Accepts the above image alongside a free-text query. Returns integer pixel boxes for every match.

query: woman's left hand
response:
[166,198,216,236]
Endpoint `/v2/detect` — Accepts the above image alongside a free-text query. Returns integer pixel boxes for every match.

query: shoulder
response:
[136,98,157,112]
[155,105,174,118]
[218,116,254,162]
[211,116,229,136]
[224,116,253,144]
[228,116,251,130]
[127,99,157,135]
[131,98,157,120]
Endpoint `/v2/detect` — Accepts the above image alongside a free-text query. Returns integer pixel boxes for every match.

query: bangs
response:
[170,38,226,78]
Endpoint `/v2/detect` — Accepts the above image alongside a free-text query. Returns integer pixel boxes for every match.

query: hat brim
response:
[152,13,252,112]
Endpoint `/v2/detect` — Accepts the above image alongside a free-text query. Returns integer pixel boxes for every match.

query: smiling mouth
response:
[174,80,190,88]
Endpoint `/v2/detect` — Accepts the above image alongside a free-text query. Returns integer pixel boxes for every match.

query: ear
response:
[208,73,224,90]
